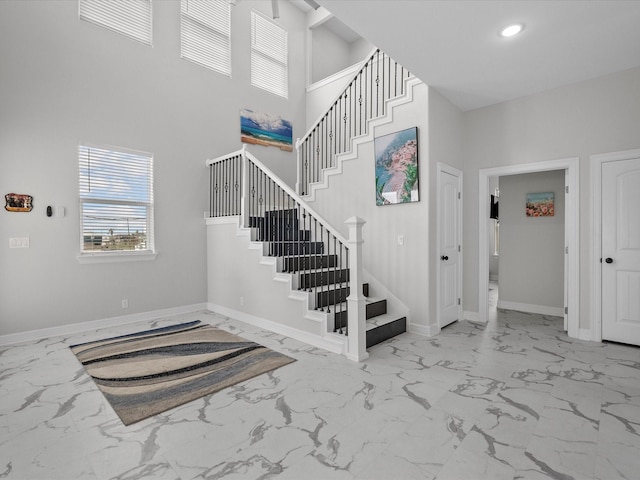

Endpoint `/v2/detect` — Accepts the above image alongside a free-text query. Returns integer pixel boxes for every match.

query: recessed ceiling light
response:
[499,23,524,38]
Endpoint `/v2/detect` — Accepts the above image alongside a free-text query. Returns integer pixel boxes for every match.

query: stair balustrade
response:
[296,48,412,196]
[207,146,368,361]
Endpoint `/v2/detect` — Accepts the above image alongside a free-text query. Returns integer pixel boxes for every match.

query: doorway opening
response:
[478,158,580,339]
[487,171,566,323]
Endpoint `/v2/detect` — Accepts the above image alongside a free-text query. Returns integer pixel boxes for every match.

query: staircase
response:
[206,49,415,360]
[250,206,406,348]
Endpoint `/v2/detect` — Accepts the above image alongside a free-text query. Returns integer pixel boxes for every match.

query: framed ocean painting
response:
[240,109,293,152]
[374,127,419,206]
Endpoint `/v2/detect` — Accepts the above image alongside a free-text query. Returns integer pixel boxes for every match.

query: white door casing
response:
[591,148,640,343]
[478,158,579,338]
[437,163,462,329]
[601,156,640,345]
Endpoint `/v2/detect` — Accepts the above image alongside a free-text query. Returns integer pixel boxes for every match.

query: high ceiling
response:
[314,1,640,111]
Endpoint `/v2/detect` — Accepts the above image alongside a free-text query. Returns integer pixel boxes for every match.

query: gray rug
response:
[70,320,295,425]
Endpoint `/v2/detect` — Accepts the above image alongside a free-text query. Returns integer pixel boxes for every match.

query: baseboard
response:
[497,300,564,317]
[0,303,209,346]
[578,328,596,342]
[408,322,439,337]
[207,303,347,355]
[464,310,480,322]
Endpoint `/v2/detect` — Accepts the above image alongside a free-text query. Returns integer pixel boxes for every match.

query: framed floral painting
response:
[526,192,554,217]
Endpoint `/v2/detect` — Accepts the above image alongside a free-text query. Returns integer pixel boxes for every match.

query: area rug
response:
[70,320,295,425]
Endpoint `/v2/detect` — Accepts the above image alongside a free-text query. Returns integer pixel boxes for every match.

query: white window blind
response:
[181,0,231,76]
[79,145,154,254]
[79,0,152,45]
[251,10,288,98]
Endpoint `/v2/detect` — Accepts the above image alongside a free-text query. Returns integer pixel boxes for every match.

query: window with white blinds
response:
[79,145,154,254]
[181,0,231,76]
[251,10,288,98]
[79,0,152,46]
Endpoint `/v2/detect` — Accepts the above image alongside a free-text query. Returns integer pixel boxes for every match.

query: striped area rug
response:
[70,320,295,425]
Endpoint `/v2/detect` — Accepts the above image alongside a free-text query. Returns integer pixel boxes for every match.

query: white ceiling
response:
[314,0,640,111]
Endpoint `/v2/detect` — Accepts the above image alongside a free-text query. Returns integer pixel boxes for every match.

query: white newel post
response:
[345,216,369,362]
[240,145,250,228]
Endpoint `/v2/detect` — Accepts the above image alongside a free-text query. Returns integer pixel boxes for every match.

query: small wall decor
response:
[5,193,33,212]
[374,127,419,206]
[240,108,293,152]
[526,192,554,217]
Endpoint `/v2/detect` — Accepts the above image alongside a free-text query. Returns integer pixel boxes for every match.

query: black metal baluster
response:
[303,209,317,292]
[349,82,353,145]
[223,159,228,216]
[376,49,380,118]
[325,228,331,313]
[338,242,344,334]
[237,155,242,215]
[236,155,241,215]
[345,246,349,336]
[209,164,213,217]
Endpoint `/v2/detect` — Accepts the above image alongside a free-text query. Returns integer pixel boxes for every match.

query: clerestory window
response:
[79,0,153,45]
[251,10,288,98]
[180,0,232,75]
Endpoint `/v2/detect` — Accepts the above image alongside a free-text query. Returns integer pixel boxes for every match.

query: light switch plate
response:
[9,237,30,248]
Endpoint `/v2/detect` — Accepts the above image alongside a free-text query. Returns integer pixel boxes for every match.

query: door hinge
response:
[458,298,461,305]
[458,192,461,199]
[458,245,461,252]
[565,306,568,314]
[565,185,569,194]
[565,246,568,254]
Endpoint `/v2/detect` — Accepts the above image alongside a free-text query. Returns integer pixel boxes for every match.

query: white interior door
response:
[602,156,640,345]
[438,166,462,328]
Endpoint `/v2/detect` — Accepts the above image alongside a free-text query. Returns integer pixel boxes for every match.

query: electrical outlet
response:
[121,299,129,309]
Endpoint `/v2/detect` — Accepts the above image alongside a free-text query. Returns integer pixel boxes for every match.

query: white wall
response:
[311,24,353,84]
[462,65,640,330]
[301,82,431,328]
[206,221,323,335]
[498,171,565,310]
[427,89,465,324]
[0,0,307,335]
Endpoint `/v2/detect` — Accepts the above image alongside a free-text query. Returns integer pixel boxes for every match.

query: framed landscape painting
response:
[374,127,419,206]
[240,109,293,152]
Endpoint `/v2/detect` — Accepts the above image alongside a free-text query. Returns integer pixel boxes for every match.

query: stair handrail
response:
[299,46,380,148]
[295,47,413,195]
[207,145,349,246]
[206,146,368,361]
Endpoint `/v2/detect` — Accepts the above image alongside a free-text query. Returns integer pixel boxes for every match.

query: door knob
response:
[605,257,614,264]
[441,255,449,261]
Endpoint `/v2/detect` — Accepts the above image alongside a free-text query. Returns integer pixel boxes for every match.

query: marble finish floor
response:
[1,309,639,480]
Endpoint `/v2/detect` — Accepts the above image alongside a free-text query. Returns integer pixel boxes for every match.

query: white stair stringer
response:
[301,76,423,203]
[240,221,349,354]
